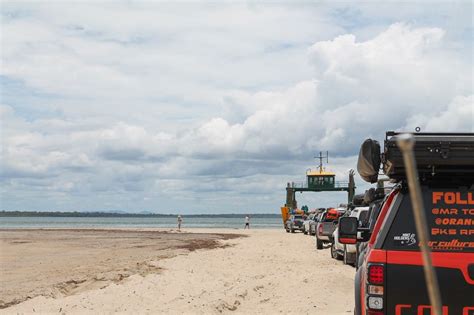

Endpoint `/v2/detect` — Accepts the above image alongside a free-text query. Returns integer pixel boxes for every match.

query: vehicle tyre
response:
[290,225,295,233]
[331,243,342,260]
[330,243,335,258]
[303,227,307,235]
[286,227,290,233]
[331,243,337,259]
[343,245,349,265]
[316,237,323,250]
[355,250,359,270]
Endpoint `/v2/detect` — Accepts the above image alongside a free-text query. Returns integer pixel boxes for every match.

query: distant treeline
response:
[0,211,280,218]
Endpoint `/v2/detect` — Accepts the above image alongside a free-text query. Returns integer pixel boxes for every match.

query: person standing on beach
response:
[244,215,250,229]
[177,215,183,231]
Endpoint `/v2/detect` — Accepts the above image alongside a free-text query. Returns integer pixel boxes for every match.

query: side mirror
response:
[339,217,358,244]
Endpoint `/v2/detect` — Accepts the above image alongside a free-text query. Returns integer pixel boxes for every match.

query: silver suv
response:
[285,215,304,233]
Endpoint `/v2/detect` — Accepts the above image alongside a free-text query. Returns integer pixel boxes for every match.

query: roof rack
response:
[383,131,474,182]
[386,131,474,137]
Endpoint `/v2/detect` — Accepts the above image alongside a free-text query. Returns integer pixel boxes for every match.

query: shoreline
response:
[0,227,280,234]
[0,214,284,231]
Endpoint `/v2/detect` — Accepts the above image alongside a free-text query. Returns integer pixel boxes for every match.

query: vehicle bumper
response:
[317,235,330,241]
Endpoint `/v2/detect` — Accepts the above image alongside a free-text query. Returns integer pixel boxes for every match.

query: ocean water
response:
[0,216,283,229]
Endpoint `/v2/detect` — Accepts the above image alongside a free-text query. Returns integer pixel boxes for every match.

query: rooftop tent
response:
[352,193,366,206]
[326,208,341,220]
[357,139,381,183]
[383,131,474,182]
[363,188,377,204]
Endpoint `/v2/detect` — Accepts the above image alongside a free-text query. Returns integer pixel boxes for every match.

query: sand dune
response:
[1,229,354,314]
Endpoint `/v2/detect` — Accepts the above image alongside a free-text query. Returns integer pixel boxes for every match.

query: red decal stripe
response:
[369,190,399,245]
[367,249,387,263]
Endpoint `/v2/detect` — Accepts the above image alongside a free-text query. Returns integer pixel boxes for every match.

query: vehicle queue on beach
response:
[282,131,474,315]
[286,185,390,263]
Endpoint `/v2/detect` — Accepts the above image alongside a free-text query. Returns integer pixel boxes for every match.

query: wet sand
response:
[1,229,355,314]
[0,229,240,309]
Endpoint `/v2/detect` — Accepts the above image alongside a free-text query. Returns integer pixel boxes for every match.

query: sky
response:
[1,1,473,214]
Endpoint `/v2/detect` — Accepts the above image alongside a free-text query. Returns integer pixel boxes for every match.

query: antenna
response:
[315,151,329,173]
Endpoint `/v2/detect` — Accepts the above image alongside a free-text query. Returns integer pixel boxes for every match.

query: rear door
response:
[380,186,474,314]
[319,213,335,236]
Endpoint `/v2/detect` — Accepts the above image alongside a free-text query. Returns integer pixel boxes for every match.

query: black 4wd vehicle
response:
[339,132,474,315]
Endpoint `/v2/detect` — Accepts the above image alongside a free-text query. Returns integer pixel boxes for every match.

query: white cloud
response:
[179,23,471,158]
[405,95,474,132]
[1,3,472,213]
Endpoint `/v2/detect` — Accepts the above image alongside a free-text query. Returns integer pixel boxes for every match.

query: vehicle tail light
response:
[366,264,385,314]
[367,285,384,295]
[368,296,383,309]
[318,225,323,234]
[368,264,384,285]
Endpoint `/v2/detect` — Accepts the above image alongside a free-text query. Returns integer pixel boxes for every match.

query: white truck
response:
[331,206,369,265]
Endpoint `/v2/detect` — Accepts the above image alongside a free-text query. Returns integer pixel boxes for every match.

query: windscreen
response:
[383,186,474,252]
[358,210,369,224]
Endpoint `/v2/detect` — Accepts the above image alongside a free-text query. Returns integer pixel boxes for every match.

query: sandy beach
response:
[1,228,355,314]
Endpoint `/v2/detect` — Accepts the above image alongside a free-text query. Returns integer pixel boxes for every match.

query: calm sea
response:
[0,216,283,229]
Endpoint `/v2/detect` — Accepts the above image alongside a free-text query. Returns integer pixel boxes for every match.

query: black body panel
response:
[386,264,474,314]
[381,188,474,253]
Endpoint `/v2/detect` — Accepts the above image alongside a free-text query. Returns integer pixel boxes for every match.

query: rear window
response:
[321,214,335,222]
[294,216,303,220]
[383,187,474,252]
[358,210,369,224]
